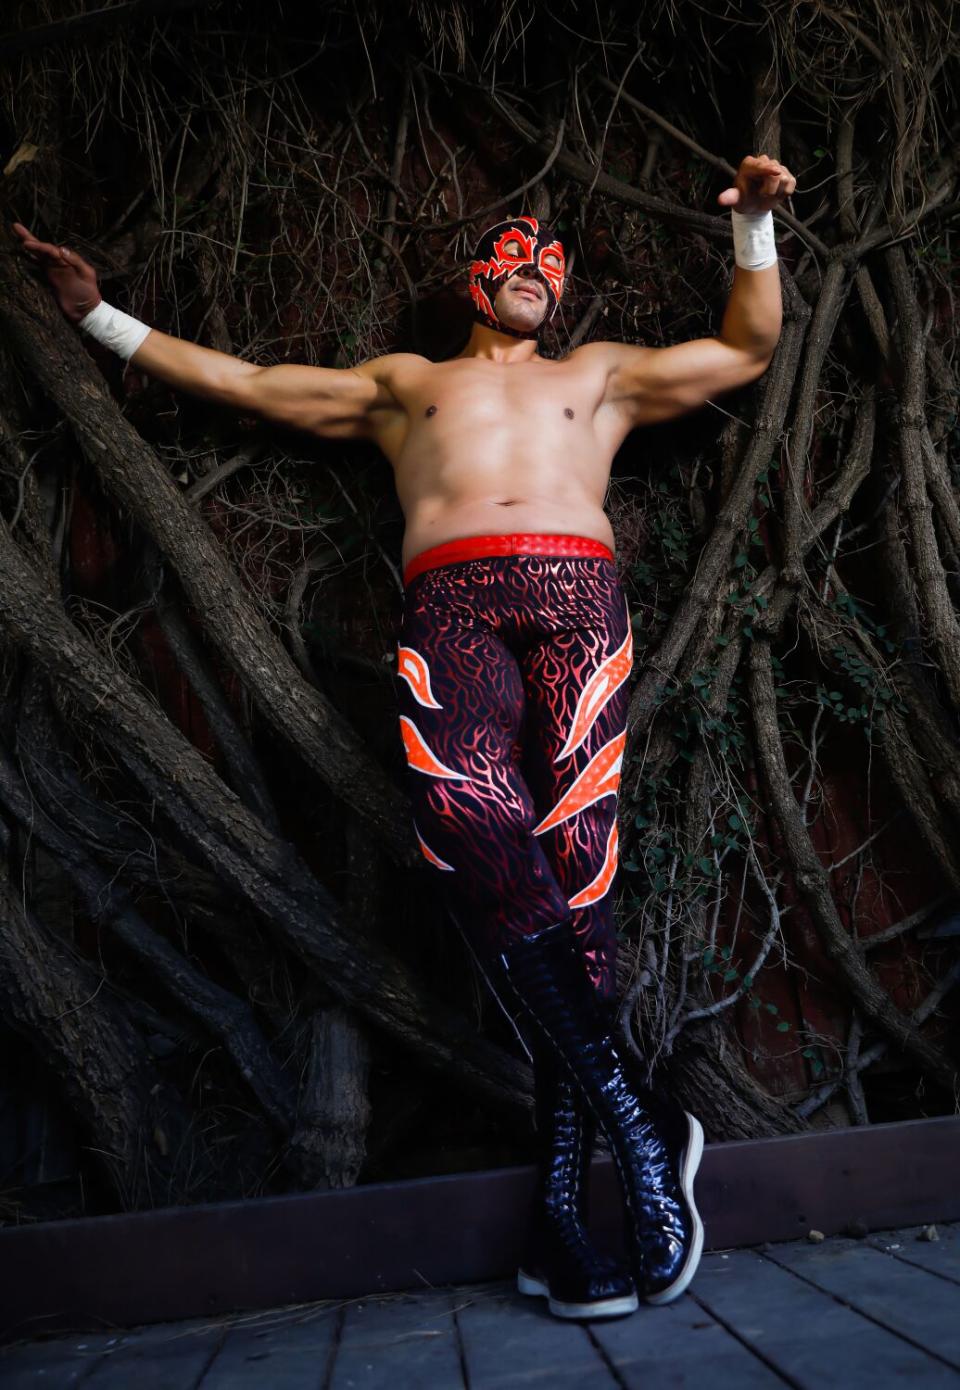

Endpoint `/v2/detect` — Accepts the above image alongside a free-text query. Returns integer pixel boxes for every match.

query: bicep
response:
[608,339,770,427]
[237,362,388,439]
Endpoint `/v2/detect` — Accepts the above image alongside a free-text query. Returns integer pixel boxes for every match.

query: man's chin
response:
[495,306,547,334]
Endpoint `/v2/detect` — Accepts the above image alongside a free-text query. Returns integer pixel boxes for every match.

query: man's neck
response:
[457,322,541,363]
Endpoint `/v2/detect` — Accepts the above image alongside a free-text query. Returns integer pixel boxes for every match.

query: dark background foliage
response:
[0,0,957,1221]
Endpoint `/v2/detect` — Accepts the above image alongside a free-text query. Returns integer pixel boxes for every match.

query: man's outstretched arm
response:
[601,155,796,428]
[10,223,405,440]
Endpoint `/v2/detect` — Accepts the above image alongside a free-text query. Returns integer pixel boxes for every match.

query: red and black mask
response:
[467,215,566,339]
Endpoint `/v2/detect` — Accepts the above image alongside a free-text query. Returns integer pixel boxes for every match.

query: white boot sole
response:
[517,1268,639,1319]
[643,1111,705,1305]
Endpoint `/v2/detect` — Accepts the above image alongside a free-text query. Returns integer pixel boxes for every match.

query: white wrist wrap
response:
[78,300,152,361]
[731,209,777,271]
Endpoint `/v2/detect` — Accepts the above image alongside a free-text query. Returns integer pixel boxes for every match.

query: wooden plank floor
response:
[1,1220,957,1388]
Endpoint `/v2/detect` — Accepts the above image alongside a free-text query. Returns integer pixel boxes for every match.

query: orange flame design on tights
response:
[399,715,468,780]
[397,645,443,709]
[556,608,633,762]
[533,730,624,836]
[568,820,618,908]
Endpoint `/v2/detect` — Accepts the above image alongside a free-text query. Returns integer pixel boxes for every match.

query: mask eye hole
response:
[541,250,563,272]
[502,238,523,257]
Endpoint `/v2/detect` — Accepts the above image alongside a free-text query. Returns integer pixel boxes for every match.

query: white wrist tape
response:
[731,209,777,271]
[77,300,152,361]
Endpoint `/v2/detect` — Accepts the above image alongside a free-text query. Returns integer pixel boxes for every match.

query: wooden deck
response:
[1,1220,957,1388]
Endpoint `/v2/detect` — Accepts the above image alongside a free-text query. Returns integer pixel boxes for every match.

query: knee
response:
[412,778,536,854]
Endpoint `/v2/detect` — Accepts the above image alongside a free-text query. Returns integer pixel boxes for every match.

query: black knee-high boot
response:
[499,920,705,1305]
[516,1027,638,1319]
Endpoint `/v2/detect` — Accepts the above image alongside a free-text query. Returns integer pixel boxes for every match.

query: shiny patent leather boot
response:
[516,1030,638,1319]
[499,921,705,1305]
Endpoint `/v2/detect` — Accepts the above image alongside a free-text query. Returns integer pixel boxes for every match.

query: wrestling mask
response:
[467,215,566,339]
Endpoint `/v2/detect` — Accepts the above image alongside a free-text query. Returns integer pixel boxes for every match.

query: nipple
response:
[564,407,575,419]
[425,404,438,417]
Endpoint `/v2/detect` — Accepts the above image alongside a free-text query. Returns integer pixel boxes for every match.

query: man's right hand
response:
[10,223,102,324]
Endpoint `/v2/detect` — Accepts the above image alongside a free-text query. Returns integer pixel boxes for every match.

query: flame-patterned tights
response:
[396,534,632,1000]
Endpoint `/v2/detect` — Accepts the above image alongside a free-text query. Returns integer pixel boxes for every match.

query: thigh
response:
[397,583,571,938]
[520,578,632,833]
[519,575,633,994]
[397,597,525,790]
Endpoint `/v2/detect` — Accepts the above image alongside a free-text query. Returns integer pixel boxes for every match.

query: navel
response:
[564,407,575,419]
[425,404,438,418]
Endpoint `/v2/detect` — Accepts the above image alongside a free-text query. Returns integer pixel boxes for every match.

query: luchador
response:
[13,149,795,1320]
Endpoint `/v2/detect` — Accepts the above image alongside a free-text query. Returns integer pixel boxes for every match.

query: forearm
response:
[78,300,258,407]
[719,263,782,361]
[129,327,258,407]
[717,204,782,361]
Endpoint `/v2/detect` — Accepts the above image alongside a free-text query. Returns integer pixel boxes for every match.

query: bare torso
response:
[366,345,631,571]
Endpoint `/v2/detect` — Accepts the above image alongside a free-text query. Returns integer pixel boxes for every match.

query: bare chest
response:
[385,356,614,465]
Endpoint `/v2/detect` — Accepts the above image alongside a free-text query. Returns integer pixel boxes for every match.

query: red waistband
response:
[403,533,615,587]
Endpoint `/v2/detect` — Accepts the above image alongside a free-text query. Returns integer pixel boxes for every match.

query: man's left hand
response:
[717,155,796,214]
